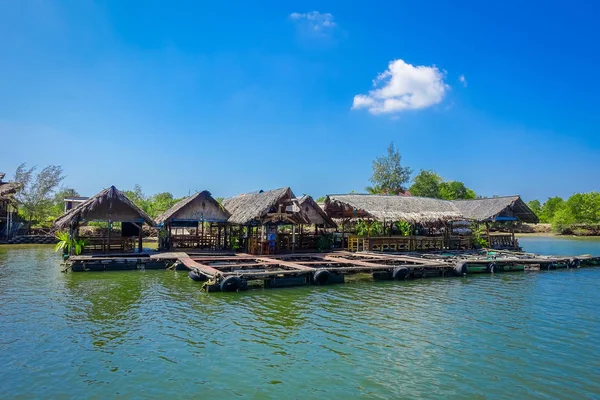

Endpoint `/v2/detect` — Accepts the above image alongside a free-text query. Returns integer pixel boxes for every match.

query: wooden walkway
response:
[65,249,600,291]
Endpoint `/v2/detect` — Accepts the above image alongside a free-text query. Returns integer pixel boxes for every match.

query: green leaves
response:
[529,193,600,233]
[123,185,183,218]
[368,143,413,195]
[409,169,476,200]
[14,163,65,228]
[54,231,87,255]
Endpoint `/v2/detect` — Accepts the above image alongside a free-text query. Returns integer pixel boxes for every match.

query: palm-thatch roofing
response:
[296,195,337,228]
[54,186,156,229]
[0,182,21,202]
[0,173,21,204]
[222,187,310,226]
[452,196,539,223]
[156,191,230,225]
[325,194,462,224]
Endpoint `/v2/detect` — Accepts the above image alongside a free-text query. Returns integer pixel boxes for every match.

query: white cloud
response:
[352,59,449,115]
[289,11,336,31]
[459,74,467,87]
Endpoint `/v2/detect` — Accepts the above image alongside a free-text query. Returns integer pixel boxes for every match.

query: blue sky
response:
[1,1,599,202]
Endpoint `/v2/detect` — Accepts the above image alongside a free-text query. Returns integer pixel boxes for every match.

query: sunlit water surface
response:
[1,239,600,399]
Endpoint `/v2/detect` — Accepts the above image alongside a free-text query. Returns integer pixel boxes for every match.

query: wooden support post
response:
[196,221,200,248]
[217,224,222,249]
[292,224,296,253]
[107,220,111,254]
[486,222,491,248]
[511,221,515,248]
[138,222,143,253]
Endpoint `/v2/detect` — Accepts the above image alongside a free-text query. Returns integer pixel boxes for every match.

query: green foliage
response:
[438,181,476,200]
[409,170,443,198]
[527,199,542,218]
[367,142,413,194]
[14,163,65,228]
[123,185,183,219]
[527,193,600,233]
[409,169,476,200]
[54,231,87,255]
[540,196,565,223]
[315,196,326,202]
[355,220,382,236]
[472,227,489,248]
[230,235,240,250]
[316,234,333,252]
[395,221,412,236]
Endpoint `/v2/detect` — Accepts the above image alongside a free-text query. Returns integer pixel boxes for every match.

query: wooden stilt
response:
[138,222,143,253]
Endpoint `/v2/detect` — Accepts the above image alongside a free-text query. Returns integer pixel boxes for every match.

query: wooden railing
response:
[488,234,515,249]
[347,236,447,252]
[81,236,136,253]
[171,234,222,250]
[448,236,473,250]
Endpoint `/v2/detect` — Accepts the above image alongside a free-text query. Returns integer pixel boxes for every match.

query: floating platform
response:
[64,250,600,292]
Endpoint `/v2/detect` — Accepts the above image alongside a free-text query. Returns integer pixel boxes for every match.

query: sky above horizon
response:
[1,1,599,202]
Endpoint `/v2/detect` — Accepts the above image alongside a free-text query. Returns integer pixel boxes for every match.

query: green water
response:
[1,240,600,399]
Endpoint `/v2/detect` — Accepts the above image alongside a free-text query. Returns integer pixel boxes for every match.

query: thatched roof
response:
[156,191,230,225]
[0,175,21,203]
[222,187,310,225]
[54,186,156,229]
[297,195,337,228]
[325,194,462,224]
[452,196,539,223]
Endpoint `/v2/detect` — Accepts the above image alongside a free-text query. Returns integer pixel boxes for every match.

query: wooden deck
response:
[65,249,600,292]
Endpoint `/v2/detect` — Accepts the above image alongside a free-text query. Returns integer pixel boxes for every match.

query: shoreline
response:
[516,232,600,239]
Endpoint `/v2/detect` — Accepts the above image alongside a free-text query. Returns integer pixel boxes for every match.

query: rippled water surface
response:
[1,241,600,399]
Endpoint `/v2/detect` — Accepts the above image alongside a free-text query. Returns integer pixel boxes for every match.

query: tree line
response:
[527,193,600,233]
[10,164,182,231]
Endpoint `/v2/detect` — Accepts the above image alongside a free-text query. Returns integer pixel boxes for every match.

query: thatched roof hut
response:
[0,173,21,204]
[55,186,156,230]
[222,187,310,226]
[156,191,230,226]
[324,194,462,224]
[452,196,539,223]
[296,195,337,228]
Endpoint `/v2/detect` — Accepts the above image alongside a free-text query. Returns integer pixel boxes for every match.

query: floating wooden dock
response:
[64,250,600,292]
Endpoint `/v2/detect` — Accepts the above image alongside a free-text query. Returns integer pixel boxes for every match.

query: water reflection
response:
[63,272,146,347]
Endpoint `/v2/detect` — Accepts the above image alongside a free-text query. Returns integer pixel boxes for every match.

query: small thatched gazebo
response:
[222,187,310,254]
[54,186,156,253]
[293,195,337,250]
[452,196,538,248]
[297,195,337,229]
[155,191,231,250]
[0,173,22,240]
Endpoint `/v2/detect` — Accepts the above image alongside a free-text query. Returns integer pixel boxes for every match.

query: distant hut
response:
[155,191,231,250]
[297,195,337,230]
[324,194,463,252]
[54,186,156,254]
[222,187,309,254]
[294,195,337,250]
[0,173,22,240]
[452,196,538,249]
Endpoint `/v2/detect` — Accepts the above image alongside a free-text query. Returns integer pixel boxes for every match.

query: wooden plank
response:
[254,257,316,271]
[323,255,446,269]
[178,257,221,278]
